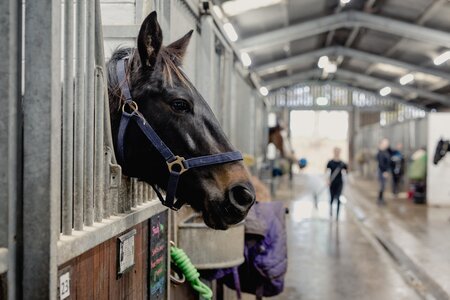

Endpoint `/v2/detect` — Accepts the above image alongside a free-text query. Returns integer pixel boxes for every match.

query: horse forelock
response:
[107,46,194,113]
[159,47,193,91]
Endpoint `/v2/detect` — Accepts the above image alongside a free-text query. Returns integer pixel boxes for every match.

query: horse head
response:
[107,12,255,229]
[433,139,449,165]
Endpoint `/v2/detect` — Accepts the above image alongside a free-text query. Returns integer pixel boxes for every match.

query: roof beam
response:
[269,80,427,110]
[254,46,450,82]
[237,11,450,52]
[335,69,450,105]
[325,81,428,110]
[254,48,331,75]
[264,69,322,89]
[263,68,450,106]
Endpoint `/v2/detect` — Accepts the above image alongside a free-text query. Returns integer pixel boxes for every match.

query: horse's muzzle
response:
[228,183,255,208]
[202,181,255,230]
[220,182,255,225]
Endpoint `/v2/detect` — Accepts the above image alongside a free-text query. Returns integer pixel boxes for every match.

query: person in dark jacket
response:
[377,138,391,204]
[390,142,405,196]
[326,147,348,219]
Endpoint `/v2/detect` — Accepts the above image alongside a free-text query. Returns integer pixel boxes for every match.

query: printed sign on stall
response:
[149,210,168,300]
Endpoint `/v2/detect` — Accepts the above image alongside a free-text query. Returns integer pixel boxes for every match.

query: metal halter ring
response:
[167,156,188,174]
[122,101,139,114]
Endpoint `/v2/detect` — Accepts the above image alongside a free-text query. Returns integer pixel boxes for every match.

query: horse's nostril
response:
[228,185,255,207]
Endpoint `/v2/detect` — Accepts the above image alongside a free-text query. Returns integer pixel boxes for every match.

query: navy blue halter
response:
[116,57,243,210]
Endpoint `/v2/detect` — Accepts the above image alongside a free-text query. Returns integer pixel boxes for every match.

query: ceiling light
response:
[259,86,269,96]
[240,52,252,67]
[399,73,414,85]
[212,5,224,19]
[433,50,450,65]
[379,86,391,96]
[222,0,282,17]
[317,56,329,69]
[316,97,329,106]
[223,22,238,42]
[324,62,337,73]
[340,0,351,4]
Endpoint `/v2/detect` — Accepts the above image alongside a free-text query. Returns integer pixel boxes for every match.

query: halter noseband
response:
[116,57,243,210]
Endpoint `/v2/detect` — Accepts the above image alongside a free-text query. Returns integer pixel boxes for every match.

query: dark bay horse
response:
[107,12,255,229]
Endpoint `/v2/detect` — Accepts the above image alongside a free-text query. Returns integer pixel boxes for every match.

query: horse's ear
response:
[167,30,194,63]
[137,11,163,68]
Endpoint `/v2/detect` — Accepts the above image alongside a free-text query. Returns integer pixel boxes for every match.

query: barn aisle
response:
[275,175,420,300]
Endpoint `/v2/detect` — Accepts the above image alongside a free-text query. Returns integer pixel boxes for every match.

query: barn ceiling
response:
[211,0,450,109]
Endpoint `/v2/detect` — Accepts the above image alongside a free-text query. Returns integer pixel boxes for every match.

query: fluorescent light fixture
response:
[324,62,337,73]
[433,50,450,65]
[222,0,282,17]
[259,86,269,96]
[340,0,351,4]
[240,52,252,67]
[317,56,329,69]
[223,22,238,42]
[379,86,391,96]
[212,5,224,19]
[316,97,329,106]
[399,73,414,85]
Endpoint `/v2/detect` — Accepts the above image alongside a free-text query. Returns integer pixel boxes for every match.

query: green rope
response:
[170,245,213,300]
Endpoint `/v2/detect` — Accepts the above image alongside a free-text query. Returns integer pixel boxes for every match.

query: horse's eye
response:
[170,99,190,113]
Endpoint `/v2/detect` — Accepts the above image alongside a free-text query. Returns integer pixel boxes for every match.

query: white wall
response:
[427,113,450,206]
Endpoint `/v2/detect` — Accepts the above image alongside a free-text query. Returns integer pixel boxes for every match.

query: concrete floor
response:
[273,174,422,300]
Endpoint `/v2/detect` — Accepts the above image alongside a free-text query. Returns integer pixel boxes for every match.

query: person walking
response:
[377,138,391,204]
[326,147,348,220]
[391,142,405,197]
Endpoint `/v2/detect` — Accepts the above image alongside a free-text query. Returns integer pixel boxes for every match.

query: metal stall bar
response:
[23,0,61,298]
[94,0,121,217]
[137,182,143,206]
[74,0,86,231]
[0,0,21,298]
[94,66,105,222]
[62,0,74,236]
[84,0,95,226]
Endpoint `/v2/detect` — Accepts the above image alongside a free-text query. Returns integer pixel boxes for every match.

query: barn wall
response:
[353,116,428,178]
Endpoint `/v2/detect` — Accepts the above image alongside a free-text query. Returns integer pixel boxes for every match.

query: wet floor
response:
[275,174,420,300]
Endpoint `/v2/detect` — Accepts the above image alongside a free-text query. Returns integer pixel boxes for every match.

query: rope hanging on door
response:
[170,244,213,299]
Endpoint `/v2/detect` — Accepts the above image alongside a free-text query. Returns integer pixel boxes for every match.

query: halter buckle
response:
[167,156,188,174]
[122,101,139,114]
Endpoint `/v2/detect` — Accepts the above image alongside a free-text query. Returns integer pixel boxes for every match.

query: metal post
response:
[23,0,61,298]
[131,178,138,208]
[84,0,95,226]
[144,184,149,203]
[94,67,105,222]
[73,0,86,231]
[0,0,21,298]
[62,0,74,236]
[137,181,143,206]
[104,148,112,218]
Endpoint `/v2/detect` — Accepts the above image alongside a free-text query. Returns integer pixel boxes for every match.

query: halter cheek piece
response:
[116,57,243,210]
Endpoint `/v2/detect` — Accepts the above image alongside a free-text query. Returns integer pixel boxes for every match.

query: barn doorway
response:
[290,110,349,173]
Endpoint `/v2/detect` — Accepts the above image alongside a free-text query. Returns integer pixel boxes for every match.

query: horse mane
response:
[107,46,192,114]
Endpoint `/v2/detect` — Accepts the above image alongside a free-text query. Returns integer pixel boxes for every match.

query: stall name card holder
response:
[117,228,137,276]
[58,268,71,299]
